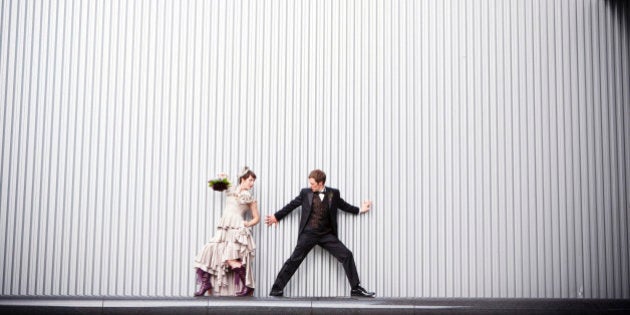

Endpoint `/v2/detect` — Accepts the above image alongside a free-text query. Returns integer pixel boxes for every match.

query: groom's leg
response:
[272,232,318,291]
[319,233,360,288]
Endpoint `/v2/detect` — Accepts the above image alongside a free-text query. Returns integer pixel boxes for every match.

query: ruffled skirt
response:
[193,225,256,295]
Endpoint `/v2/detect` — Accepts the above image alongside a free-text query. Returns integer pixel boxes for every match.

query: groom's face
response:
[309,178,325,192]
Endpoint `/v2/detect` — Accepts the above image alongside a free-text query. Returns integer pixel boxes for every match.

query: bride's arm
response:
[244,202,260,227]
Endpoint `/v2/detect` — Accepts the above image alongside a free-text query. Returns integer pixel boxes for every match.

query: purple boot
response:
[234,266,254,297]
[194,268,212,297]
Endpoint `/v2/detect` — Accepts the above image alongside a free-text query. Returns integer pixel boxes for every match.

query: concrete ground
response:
[2,296,630,314]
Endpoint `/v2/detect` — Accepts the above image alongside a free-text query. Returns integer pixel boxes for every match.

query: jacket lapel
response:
[307,190,313,209]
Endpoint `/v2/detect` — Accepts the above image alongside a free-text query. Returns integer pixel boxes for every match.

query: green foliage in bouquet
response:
[208,178,231,191]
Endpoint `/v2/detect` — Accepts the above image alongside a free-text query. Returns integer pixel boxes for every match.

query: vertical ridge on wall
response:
[0,0,629,298]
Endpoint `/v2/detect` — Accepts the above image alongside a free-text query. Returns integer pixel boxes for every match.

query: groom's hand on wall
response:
[360,200,372,214]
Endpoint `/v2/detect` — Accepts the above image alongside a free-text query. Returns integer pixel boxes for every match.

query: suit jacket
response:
[274,187,359,237]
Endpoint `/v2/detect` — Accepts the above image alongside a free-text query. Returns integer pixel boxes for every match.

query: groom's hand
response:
[360,200,372,214]
[265,214,278,227]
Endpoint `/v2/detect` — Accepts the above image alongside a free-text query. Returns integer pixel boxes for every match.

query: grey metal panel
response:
[0,0,629,298]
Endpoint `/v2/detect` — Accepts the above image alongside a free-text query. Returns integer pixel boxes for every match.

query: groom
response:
[264,169,375,297]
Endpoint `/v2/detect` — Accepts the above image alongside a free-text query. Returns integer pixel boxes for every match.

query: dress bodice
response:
[217,187,256,225]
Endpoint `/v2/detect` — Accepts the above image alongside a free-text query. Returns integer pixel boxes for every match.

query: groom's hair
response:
[309,169,326,184]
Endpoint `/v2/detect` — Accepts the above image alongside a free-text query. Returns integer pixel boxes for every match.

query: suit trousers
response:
[271,230,360,291]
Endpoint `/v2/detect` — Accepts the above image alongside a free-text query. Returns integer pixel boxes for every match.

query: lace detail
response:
[226,187,256,204]
[238,191,256,204]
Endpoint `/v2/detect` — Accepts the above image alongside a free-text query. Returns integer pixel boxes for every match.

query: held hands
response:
[360,200,373,214]
[265,214,278,227]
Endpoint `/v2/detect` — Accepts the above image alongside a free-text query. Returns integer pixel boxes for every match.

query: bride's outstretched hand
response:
[265,214,278,227]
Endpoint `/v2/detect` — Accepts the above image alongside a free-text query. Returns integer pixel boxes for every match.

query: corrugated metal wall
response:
[1,0,628,298]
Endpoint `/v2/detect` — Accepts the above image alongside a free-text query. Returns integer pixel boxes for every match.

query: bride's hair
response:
[238,166,257,183]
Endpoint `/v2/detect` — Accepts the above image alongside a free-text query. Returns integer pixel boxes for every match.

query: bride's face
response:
[241,176,256,190]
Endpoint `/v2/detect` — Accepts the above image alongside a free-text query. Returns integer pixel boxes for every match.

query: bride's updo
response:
[238,166,257,183]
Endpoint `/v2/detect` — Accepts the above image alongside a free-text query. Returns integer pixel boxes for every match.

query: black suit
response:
[271,187,361,291]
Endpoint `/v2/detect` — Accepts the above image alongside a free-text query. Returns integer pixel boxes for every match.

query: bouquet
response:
[208,177,231,191]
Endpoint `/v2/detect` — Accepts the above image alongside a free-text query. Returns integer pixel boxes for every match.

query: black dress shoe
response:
[269,289,284,297]
[351,285,375,297]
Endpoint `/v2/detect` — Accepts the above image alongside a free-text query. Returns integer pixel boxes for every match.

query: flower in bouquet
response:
[208,177,231,191]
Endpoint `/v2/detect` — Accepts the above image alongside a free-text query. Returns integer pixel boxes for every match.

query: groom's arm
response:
[336,191,360,215]
[273,190,305,221]
[266,191,304,227]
